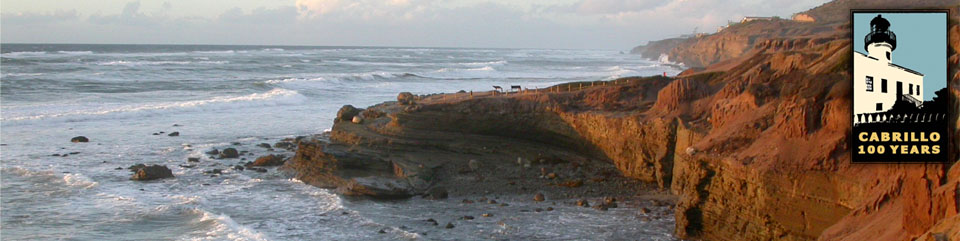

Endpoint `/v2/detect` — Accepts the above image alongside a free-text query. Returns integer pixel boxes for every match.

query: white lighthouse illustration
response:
[853,14,924,121]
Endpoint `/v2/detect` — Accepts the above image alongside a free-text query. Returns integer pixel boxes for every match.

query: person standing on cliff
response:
[468,159,483,181]
[517,157,531,186]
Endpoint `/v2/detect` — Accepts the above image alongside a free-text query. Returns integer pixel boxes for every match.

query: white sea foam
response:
[192,50,236,54]
[2,88,305,122]
[0,46,678,240]
[57,51,94,55]
[1,72,45,77]
[2,51,47,57]
[458,60,508,66]
[63,173,99,189]
[97,60,229,66]
[3,167,98,189]
[196,210,270,241]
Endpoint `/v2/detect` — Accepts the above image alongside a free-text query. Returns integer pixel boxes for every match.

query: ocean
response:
[0,44,680,240]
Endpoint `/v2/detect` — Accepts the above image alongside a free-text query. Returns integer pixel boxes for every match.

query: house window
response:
[917,85,920,95]
[886,51,890,60]
[876,103,883,111]
[909,84,913,95]
[881,79,888,93]
[866,76,874,92]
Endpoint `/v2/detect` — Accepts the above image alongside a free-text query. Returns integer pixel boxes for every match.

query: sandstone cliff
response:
[285,1,960,240]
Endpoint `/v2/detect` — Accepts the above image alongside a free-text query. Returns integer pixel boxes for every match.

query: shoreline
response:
[279,75,683,235]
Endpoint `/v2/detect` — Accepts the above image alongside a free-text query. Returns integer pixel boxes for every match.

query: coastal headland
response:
[283,0,960,240]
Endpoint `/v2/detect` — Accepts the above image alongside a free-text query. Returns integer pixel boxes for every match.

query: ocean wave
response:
[2,167,98,189]
[2,51,47,57]
[57,51,94,55]
[264,71,422,86]
[192,50,237,54]
[323,59,420,67]
[657,53,684,67]
[1,72,45,78]
[458,60,508,66]
[2,88,305,122]
[63,173,99,189]
[195,209,270,241]
[419,66,499,79]
[97,60,229,66]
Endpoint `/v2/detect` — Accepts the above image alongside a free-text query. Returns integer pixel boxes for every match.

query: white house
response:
[853,14,924,120]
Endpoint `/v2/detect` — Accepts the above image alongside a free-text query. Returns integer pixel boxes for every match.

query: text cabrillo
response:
[857,132,942,155]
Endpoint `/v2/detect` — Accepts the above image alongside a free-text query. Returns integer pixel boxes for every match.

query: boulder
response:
[576,199,590,207]
[339,176,414,199]
[249,154,286,167]
[361,109,385,119]
[397,92,415,105]
[167,132,179,137]
[603,197,618,208]
[336,105,361,123]
[219,148,239,159]
[403,105,421,113]
[534,193,545,202]
[130,165,174,181]
[424,187,448,200]
[205,149,220,155]
[70,136,89,143]
[352,116,363,124]
[640,207,651,214]
[127,164,147,172]
[187,157,200,162]
[274,142,295,150]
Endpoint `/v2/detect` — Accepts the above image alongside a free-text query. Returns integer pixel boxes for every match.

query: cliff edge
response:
[285,1,960,240]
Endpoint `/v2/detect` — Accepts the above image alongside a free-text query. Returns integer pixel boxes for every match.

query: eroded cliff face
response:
[665,8,960,241]
[285,1,960,240]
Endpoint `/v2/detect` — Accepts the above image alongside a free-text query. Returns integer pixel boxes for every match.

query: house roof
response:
[853,51,924,77]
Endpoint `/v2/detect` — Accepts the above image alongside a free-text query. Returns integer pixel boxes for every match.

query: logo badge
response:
[852,10,950,163]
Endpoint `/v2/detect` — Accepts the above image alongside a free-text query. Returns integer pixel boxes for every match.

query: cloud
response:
[88,1,160,26]
[219,6,298,25]
[1,0,830,48]
[0,10,79,25]
[572,0,669,15]
[294,0,435,20]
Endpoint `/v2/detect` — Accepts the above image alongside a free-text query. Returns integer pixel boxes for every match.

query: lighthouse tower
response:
[852,14,924,122]
[865,14,897,63]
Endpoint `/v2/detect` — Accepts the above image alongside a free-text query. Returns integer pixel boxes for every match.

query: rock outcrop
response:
[285,1,959,240]
[219,148,239,159]
[130,165,174,181]
[250,154,285,167]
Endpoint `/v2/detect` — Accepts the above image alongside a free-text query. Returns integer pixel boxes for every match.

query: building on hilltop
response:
[740,16,774,23]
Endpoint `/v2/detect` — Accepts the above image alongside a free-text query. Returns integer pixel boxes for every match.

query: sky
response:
[1,0,830,50]
[853,12,947,101]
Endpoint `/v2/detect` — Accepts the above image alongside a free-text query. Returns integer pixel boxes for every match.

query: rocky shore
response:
[282,0,960,240]
[281,76,679,202]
